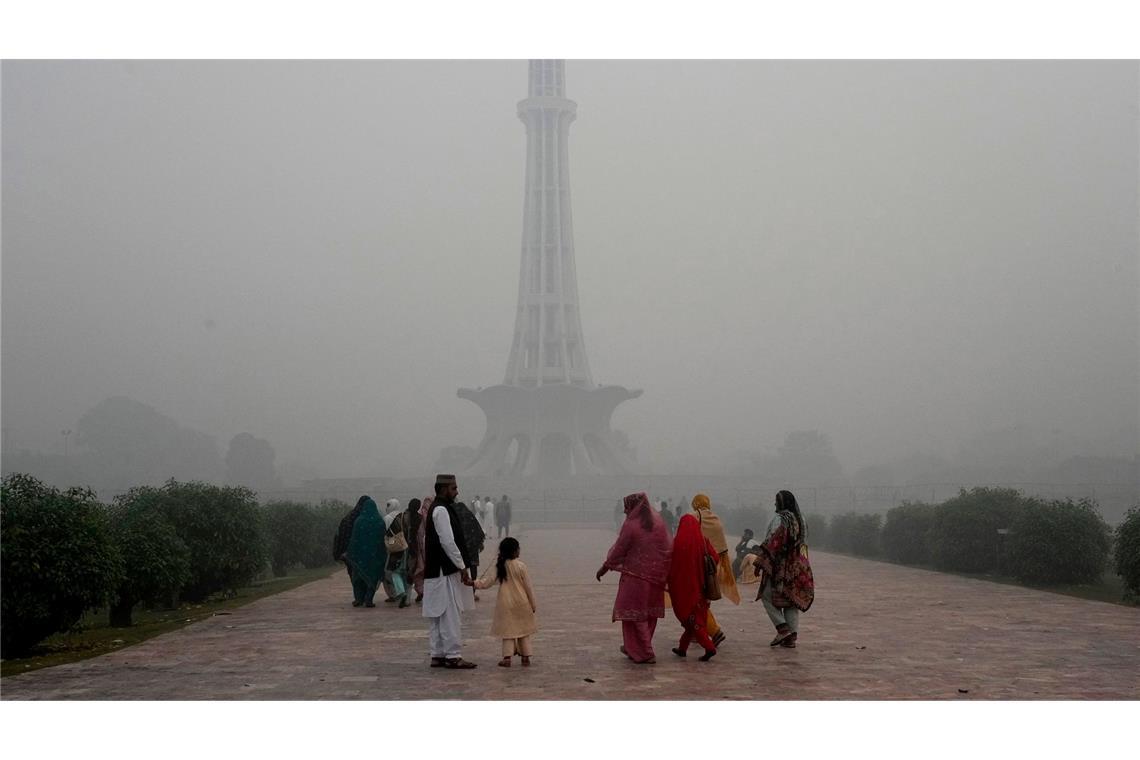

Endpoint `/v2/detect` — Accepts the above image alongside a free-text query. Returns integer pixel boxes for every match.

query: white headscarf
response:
[383,498,400,528]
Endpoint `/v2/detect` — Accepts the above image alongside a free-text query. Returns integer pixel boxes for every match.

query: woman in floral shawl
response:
[596,492,671,664]
[691,493,740,648]
[344,496,387,608]
[752,490,815,648]
[667,514,719,661]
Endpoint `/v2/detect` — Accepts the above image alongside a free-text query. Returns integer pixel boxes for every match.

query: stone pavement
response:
[3,528,1138,700]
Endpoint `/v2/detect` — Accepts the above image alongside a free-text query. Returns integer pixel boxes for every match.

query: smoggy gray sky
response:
[3,60,1138,477]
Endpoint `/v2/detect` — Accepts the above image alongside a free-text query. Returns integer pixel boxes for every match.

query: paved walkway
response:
[3,528,1138,699]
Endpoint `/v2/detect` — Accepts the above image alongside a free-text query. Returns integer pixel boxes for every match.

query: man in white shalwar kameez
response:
[422,473,476,668]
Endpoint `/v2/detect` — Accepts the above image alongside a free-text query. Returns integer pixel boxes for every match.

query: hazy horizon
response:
[3,60,1138,480]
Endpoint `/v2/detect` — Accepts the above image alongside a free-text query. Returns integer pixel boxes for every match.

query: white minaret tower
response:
[504,60,594,388]
[458,60,640,480]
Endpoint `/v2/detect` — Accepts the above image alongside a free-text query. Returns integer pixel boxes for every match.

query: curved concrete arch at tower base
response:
[457,383,641,479]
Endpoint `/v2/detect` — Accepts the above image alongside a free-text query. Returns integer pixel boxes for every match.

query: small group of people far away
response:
[335,475,813,670]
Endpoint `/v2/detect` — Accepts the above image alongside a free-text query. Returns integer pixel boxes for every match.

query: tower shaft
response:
[504,60,593,388]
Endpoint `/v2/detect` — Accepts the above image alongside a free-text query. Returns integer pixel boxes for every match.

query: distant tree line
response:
[717,487,1139,602]
[1,473,348,658]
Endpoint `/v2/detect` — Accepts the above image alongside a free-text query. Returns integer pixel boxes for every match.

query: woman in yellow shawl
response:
[690,493,740,646]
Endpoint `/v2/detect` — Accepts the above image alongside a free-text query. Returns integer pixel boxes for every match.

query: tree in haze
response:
[74,396,224,491]
[225,432,282,496]
[766,430,845,484]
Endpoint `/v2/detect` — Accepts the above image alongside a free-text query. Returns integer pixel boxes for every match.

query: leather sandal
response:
[521,656,531,667]
[444,657,477,669]
[430,657,446,668]
[498,657,511,668]
[770,629,792,646]
[780,632,798,648]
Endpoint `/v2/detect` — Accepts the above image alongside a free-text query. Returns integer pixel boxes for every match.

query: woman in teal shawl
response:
[345,496,387,608]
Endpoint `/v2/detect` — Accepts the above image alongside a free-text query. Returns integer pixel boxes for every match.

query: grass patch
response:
[1,565,338,678]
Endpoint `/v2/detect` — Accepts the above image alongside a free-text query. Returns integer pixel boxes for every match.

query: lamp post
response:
[61,429,72,458]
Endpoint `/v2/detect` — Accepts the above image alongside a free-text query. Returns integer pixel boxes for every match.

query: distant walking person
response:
[454,499,486,602]
[413,495,433,604]
[690,493,740,647]
[384,502,413,608]
[482,496,495,535]
[333,497,367,598]
[596,492,671,664]
[380,499,402,601]
[422,474,476,668]
[344,496,387,608]
[468,537,538,667]
[667,514,719,661]
[405,498,423,598]
[752,490,815,648]
[496,494,513,537]
[660,499,675,536]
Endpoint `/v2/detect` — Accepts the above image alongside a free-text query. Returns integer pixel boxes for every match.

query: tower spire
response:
[505,59,593,388]
[457,60,641,480]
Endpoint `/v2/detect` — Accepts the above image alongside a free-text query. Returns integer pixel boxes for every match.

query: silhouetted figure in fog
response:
[334,497,366,590]
[454,500,486,601]
[660,499,675,536]
[496,494,512,537]
[413,496,433,603]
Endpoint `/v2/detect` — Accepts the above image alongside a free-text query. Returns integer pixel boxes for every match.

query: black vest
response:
[425,501,465,579]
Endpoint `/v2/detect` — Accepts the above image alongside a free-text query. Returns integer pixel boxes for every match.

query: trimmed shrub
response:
[881,501,936,565]
[1113,505,1140,599]
[303,499,351,569]
[263,500,318,577]
[828,511,882,557]
[1,473,123,657]
[1004,498,1111,585]
[107,489,192,626]
[151,480,266,601]
[928,487,1027,574]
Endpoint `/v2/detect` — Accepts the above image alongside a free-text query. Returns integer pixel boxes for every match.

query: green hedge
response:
[881,501,935,565]
[1113,505,1140,598]
[263,500,320,577]
[805,513,828,548]
[304,499,351,569]
[928,488,1027,574]
[1005,498,1111,585]
[828,512,882,557]
[108,490,191,626]
[146,480,267,602]
[1,474,123,657]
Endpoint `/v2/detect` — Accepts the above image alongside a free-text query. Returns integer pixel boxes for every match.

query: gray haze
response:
[3,60,1138,482]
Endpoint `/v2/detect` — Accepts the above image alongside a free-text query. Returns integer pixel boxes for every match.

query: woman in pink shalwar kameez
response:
[596,492,672,664]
